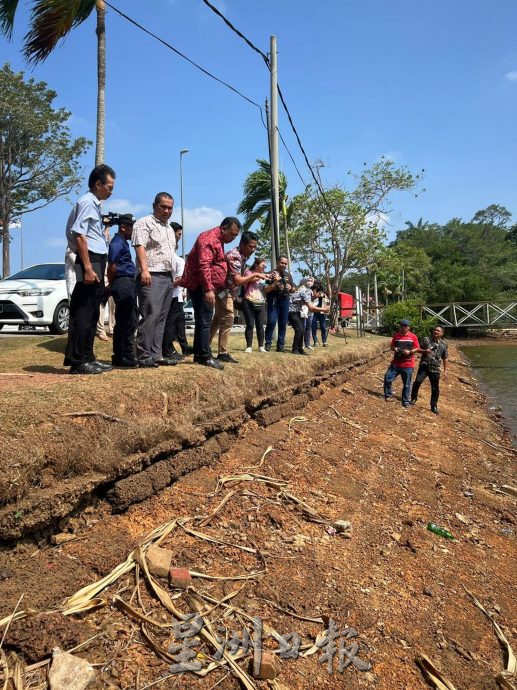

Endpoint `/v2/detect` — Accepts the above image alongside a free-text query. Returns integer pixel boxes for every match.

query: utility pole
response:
[374,272,379,327]
[269,35,280,265]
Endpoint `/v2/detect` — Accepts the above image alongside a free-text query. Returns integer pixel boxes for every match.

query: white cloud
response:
[504,71,517,81]
[171,206,224,234]
[378,151,401,163]
[44,236,66,248]
[104,198,148,216]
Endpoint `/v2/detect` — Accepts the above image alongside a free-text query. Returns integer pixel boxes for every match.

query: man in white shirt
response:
[132,192,177,367]
[63,164,116,375]
[162,222,193,360]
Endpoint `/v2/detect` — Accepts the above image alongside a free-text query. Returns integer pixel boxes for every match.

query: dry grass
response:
[0,330,386,506]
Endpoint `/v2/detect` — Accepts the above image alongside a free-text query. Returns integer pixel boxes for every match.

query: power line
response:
[200,0,270,65]
[199,0,343,224]
[278,128,307,187]
[103,1,263,111]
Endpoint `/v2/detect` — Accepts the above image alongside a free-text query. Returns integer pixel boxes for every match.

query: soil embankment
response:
[0,340,515,689]
[0,333,385,538]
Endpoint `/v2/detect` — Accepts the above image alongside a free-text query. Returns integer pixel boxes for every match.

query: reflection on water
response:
[461,345,517,446]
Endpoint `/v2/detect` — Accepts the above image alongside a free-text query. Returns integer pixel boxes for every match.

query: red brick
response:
[168,567,192,589]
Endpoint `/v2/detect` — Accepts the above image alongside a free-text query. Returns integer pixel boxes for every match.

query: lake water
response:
[461,345,517,446]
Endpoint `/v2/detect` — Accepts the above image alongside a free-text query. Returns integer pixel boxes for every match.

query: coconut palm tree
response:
[237,158,289,261]
[0,0,106,165]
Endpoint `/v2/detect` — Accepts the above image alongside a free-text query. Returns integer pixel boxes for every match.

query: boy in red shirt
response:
[383,319,420,408]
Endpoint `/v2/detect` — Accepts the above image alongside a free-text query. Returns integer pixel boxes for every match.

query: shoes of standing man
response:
[70,361,105,375]
[92,360,113,371]
[292,350,309,356]
[217,353,239,364]
[258,346,267,353]
[163,351,184,361]
[410,399,417,405]
[431,406,439,414]
[199,357,224,370]
[264,344,271,352]
[245,347,253,353]
[275,347,285,353]
[138,359,159,368]
[155,358,179,366]
[112,357,138,368]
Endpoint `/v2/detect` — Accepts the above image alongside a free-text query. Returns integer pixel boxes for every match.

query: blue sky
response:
[1,0,517,273]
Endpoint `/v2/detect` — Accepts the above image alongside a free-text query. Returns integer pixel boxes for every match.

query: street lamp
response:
[179,148,189,258]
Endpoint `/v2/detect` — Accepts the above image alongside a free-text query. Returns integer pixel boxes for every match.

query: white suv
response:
[0,263,69,334]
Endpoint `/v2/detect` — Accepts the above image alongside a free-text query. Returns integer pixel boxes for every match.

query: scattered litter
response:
[168,567,192,589]
[48,647,96,690]
[326,527,337,536]
[426,523,454,540]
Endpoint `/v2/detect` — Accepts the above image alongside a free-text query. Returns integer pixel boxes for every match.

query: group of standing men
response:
[64,164,190,374]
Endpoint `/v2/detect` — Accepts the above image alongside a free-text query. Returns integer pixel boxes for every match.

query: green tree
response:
[0,0,106,165]
[0,64,90,277]
[237,158,289,260]
[288,159,420,317]
[471,204,511,229]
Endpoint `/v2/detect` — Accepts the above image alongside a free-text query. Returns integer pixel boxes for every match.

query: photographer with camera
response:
[264,255,294,352]
[107,214,138,368]
[64,164,116,375]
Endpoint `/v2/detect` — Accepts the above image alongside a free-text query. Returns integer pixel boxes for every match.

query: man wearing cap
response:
[132,193,178,368]
[383,319,420,408]
[107,214,138,367]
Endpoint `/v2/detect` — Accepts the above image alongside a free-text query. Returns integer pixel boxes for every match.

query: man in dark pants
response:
[180,217,241,370]
[162,222,192,360]
[411,326,448,414]
[107,214,138,367]
[288,281,329,355]
[264,255,294,352]
[132,193,177,368]
[64,164,116,375]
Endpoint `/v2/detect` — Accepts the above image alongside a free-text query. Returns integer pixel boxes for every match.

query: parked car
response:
[0,263,69,334]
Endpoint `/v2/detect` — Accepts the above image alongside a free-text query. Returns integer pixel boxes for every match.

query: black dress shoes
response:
[92,360,113,371]
[112,357,138,368]
[276,347,286,353]
[138,359,159,368]
[70,362,104,375]
[155,358,179,366]
[217,353,239,364]
[199,357,224,370]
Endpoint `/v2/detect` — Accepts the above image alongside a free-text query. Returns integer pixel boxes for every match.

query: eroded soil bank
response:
[0,342,515,690]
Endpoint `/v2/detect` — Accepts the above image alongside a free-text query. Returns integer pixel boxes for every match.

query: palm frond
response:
[0,0,22,39]
[24,0,96,64]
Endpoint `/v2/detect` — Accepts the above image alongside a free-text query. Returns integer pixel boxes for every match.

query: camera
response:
[102,212,122,226]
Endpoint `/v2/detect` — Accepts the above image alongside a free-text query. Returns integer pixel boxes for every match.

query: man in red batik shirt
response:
[383,318,420,409]
[180,217,241,370]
